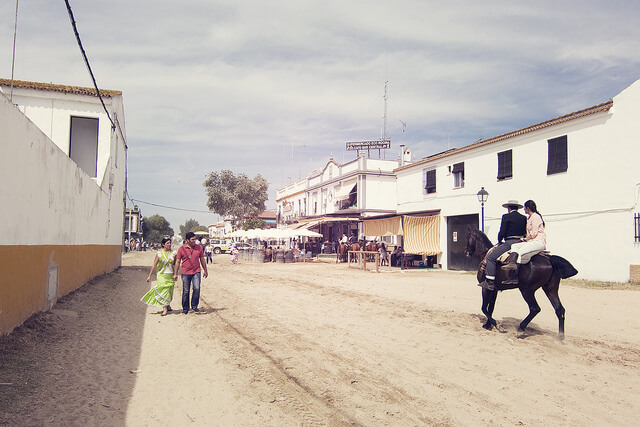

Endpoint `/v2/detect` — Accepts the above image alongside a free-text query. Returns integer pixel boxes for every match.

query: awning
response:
[335,184,356,201]
[363,216,403,237]
[403,215,441,256]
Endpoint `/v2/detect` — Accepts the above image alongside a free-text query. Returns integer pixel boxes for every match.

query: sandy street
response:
[1,250,639,426]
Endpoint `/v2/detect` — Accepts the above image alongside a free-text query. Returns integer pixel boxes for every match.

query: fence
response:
[348,250,380,273]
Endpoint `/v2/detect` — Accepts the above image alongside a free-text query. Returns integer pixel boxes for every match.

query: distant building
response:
[277,155,400,242]
[258,210,277,228]
[0,79,127,335]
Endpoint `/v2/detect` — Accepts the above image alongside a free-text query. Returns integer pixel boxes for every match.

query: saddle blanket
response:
[497,250,549,264]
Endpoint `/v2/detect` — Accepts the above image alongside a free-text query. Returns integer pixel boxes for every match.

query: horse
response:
[336,243,349,263]
[349,242,362,263]
[365,241,378,262]
[465,227,577,340]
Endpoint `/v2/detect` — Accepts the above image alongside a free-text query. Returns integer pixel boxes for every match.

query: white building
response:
[0,79,127,335]
[395,78,640,282]
[276,155,400,242]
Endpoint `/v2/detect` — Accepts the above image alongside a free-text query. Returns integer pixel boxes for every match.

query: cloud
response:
[2,0,640,229]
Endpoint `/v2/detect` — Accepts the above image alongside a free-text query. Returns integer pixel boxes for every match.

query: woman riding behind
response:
[502,200,546,284]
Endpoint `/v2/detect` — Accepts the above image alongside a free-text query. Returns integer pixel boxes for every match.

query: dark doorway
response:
[447,214,480,271]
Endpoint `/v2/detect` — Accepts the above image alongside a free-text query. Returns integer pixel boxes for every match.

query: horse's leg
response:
[542,274,566,340]
[518,287,542,333]
[481,289,498,329]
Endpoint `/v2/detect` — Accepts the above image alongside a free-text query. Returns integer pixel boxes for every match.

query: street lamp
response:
[477,187,489,232]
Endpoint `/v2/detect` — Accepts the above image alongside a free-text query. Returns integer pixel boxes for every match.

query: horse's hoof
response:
[558,333,565,342]
[482,322,493,330]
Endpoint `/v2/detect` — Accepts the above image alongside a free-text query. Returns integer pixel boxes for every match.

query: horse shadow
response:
[469,313,552,338]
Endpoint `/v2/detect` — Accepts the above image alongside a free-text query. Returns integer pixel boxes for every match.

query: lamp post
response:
[477,187,489,232]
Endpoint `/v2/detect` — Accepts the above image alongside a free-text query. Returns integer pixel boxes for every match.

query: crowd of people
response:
[139,198,546,317]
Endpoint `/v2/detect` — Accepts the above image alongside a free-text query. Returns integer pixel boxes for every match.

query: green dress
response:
[140,249,176,307]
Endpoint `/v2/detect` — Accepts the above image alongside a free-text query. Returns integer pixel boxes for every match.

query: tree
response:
[242,217,266,231]
[142,214,174,243]
[179,219,207,238]
[203,170,269,227]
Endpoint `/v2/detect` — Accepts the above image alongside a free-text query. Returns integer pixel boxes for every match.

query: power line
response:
[131,197,216,214]
[10,0,19,101]
[63,0,115,130]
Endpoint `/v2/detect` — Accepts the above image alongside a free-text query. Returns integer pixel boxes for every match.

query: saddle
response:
[497,249,549,264]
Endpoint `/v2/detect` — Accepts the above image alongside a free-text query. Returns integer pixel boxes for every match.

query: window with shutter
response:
[452,162,464,188]
[497,150,513,180]
[547,135,568,175]
[425,169,436,194]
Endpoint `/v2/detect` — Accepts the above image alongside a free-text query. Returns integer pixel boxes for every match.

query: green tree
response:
[179,219,207,238]
[203,170,268,227]
[242,217,266,231]
[142,214,174,243]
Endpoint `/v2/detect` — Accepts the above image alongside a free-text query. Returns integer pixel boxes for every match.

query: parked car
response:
[233,242,256,250]
[210,239,231,254]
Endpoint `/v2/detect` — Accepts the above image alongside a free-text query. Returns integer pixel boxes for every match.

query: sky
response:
[2,0,640,231]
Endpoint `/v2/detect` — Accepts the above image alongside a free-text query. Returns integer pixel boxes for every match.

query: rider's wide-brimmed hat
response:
[502,199,523,209]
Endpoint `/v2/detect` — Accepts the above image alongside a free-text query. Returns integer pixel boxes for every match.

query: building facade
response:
[396,78,640,282]
[0,79,127,335]
[276,155,400,242]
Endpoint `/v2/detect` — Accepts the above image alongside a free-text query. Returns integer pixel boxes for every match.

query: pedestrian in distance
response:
[204,243,213,264]
[174,232,208,314]
[141,237,176,316]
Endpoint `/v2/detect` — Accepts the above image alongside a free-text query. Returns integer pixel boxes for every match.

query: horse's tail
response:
[549,255,578,279]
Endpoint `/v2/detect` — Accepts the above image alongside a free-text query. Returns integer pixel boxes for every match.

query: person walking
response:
[480,200,527,291]
[141,237,176,316]
[204,243,213,264]
[173,232,208,314]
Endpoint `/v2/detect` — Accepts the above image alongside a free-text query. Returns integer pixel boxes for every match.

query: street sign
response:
[346,140,391,151]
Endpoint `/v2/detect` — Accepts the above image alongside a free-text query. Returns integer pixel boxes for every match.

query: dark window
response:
[497,150,513,180]
[425,169,436,194]
[635,213,640,243]
[69,116,99,178]
[547,135,568,175]
[452,162,464,188]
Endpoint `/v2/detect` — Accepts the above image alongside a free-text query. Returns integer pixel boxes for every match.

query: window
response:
[452,162,464,188]
[547,135,568,175]
[424,169,436,194]
[635,213,640,243]
[69,116,99,178]
[497,150,513,180]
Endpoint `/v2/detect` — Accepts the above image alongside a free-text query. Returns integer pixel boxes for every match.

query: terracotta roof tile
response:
[396,99,613,171]
[0,78,121,97]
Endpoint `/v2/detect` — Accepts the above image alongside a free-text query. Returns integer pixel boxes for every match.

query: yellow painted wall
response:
[0,245,121,335]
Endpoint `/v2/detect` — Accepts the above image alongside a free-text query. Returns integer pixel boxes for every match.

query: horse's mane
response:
[472,228,493,249]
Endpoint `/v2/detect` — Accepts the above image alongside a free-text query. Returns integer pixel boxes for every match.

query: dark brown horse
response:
[365,241,378,262]
[465,227,577,340]
[336,243,349,263]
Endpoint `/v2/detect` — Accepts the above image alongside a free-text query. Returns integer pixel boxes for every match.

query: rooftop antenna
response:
[399,119,406,166]
[381,80,389,160]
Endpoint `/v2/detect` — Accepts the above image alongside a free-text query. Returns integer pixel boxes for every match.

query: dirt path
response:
[1,250,639,426]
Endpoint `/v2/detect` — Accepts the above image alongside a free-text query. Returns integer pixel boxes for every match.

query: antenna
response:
[399,119,406,167]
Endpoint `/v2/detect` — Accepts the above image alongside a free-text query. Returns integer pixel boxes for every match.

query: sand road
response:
[1,250,639,426]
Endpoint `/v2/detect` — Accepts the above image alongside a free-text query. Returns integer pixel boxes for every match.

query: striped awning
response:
[363,216,403,237]
[403,215,441,256]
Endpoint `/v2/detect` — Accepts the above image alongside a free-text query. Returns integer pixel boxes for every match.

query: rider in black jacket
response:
[480,200,527,290]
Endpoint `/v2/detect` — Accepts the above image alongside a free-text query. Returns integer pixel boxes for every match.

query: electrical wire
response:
[130,196,215,214]
[10,0,19,102]
[63,0,115,130]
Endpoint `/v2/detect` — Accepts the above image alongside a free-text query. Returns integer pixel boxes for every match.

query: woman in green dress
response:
[141,237,176,316]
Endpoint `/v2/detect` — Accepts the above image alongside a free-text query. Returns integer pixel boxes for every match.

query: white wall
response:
[396,78,640,282]
[0,90,126,246]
